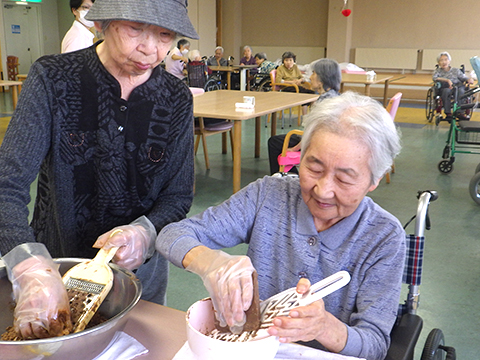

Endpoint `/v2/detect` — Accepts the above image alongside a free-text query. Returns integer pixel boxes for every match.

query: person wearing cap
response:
[0,0,198,340]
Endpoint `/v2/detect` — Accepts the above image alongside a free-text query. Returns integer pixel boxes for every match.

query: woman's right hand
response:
[184,247,256,334]
[9,256,72,339]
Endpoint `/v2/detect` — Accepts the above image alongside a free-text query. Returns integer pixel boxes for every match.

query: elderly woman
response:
[0,0,198,340]
[240,45,256,66]
[433,51,474,121]
[276,51,315,94]
[157,92,404,360]
[268,58,342,174]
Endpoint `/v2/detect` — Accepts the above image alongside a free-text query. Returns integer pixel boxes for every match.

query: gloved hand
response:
[93,216,156,271]
[3,243,72,339]
[186,248,256,334]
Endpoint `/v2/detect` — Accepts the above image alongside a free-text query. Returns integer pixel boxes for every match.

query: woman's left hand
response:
[93,216,156,271]
[266,278,348,353]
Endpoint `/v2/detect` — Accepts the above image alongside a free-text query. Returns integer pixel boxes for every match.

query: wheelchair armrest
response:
[384,313,423,360]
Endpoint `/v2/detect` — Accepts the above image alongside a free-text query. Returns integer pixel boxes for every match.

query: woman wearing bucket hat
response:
[0,0,198,340]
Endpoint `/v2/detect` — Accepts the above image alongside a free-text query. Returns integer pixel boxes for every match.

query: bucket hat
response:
[85,0,199,39]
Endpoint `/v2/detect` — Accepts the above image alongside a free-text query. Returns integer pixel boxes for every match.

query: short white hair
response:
[437,51,451,62]
[188,49,201,62]
[301,92,402,184]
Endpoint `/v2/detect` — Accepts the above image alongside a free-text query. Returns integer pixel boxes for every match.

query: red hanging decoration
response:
[341,0,351,17]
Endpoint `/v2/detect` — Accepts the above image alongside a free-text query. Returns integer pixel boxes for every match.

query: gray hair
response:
[243,45,252,53]
[215,46,224,53]
[437,51,451,62]
[301,91,401,184]
[254,52,268,60]
[313,58,342,92]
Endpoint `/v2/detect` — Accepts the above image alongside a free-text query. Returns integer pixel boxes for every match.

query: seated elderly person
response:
[254,52,277,75]
[276,51,314,94]
[157,91,405,360]
[268,58,342,174]
[433,51,474,121]
[207,46,228,67]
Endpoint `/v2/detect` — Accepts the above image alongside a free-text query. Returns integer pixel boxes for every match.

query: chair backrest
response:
[187,62,208,88]
[7,56,19,81]
[386,92,402,120]
[270,69,278,91]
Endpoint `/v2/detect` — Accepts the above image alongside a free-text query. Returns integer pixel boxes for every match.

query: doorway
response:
[2,3,42,75]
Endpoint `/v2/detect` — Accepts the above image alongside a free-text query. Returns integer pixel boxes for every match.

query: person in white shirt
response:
[61,0,95,53]
[165,38,190,81]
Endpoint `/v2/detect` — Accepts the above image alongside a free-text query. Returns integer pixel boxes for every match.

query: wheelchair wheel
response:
[438,160,453,174]
[475,163,480,174]
[204,77,223,92]
[420,329,445,360]
[257,77,272,92]
[469,172,480,205]
[420,328,456,360]
[426,87,435,122]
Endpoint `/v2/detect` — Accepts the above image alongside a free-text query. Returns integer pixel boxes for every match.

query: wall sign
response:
[11,25,21,34]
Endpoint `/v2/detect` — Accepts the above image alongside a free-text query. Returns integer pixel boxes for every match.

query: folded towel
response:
[93,331,148,360]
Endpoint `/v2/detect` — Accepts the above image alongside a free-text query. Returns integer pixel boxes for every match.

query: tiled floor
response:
[1,90,479,359]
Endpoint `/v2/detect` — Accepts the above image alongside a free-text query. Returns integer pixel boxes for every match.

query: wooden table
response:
[0,80,23,109]
[340,73,393,106]
[123,300,187,359]
[208,65,257,91]
[209,66,236,90]
[194,90,318,193]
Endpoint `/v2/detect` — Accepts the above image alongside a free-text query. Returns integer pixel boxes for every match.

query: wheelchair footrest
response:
[384,313,423,360]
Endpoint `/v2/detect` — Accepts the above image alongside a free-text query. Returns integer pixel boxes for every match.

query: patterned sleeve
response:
[146,81,195,233]
[0,61,52,254]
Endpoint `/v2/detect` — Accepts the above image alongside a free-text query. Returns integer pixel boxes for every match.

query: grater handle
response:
[298,271,351,307]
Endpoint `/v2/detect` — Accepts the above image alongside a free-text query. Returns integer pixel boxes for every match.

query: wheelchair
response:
[187,62,226,92]
[250,72,272,92]
[386,190,456,360]
[425,65,474,125]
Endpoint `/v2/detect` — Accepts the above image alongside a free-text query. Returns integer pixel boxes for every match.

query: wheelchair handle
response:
[415,191,438,237]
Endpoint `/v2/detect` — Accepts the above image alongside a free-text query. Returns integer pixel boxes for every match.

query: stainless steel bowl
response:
[0,258,142,360]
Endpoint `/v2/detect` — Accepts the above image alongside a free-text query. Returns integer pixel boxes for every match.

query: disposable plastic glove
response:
[186,249,256,334]
[3,243,72,339]
[93,216,156,271]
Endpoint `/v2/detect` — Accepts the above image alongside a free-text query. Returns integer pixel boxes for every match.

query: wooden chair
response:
[189,87,234,170]
[278,129,304,173]
[269,69,300,128]
[385,92,403,184]
[7,56,19,81]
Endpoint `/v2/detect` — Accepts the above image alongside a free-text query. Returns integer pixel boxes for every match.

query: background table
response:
[194,90,318,192]
[0,80,22,109]
[340,73,393,106]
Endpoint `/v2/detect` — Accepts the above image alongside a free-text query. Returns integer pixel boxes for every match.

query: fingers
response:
[267,301,325,343]
[296,277,311,295]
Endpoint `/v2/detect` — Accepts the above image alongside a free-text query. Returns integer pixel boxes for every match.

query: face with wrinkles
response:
[99,20,175,77]
[299,130,378,232]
